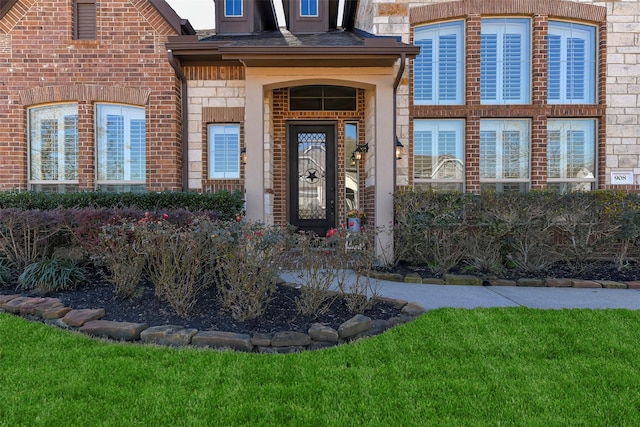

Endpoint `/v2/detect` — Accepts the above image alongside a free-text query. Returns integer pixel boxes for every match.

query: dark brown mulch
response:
[386,260,640,283]
[1,269,402,335]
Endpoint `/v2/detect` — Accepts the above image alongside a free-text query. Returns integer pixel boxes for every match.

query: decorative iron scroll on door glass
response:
[297,132,327,220]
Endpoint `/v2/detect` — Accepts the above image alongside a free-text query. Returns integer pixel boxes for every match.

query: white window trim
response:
[300,0,318,17]
[414,21,465,105]
[209,124,241,180]
[480,18,531,105]
[225,0,243,17]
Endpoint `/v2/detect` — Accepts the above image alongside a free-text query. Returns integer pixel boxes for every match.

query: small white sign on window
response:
[611,172,634,185]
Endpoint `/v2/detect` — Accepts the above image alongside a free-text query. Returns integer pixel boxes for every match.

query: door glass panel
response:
[345,123,359,213]
[297,132,327,220]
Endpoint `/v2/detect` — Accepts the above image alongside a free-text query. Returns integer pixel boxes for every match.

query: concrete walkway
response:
[280,270,640,311]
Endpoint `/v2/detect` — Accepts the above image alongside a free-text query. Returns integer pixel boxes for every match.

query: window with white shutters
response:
[480,19,530,105]
[209,124,241,179]
[414,21,464,105]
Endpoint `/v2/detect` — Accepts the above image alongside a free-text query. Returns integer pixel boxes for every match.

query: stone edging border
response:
[0,292,426,354]
[368,271,640,289]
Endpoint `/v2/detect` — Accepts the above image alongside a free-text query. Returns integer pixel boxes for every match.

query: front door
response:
[288,124,336,235]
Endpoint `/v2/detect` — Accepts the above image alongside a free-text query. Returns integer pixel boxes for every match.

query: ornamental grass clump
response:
[210,221,288,321]
[17,258,86,292]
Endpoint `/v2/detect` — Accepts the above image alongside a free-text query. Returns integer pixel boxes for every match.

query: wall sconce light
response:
[354,143,369,161]
[241,147,247,165]
[395,138,404,160]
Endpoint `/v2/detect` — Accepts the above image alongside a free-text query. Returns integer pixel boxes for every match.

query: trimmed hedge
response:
[393,188,640,274]
[0,190,244,221]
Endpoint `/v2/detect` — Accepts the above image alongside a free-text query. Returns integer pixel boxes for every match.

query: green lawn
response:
[1,308,640,426]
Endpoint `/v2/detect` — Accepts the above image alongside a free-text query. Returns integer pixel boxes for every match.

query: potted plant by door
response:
[346,209,366,232]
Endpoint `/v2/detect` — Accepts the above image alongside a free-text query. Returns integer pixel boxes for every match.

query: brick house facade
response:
[2,0,640,262]
[0,0,191,192]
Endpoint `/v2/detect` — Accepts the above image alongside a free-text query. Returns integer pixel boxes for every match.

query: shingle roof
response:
[198,29,369,47]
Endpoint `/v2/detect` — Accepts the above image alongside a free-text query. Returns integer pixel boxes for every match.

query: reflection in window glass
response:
[96,104,146,191]
[345,122,359,213]
[29,104,79,192]
[414,120,464,191]
[480,120,530,192]
[547,119,596,192]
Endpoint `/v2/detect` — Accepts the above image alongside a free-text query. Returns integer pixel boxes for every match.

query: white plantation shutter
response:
[481,19,530,104]
[548,22,596,104]
[414,22,464,105]
[209,124,240,179]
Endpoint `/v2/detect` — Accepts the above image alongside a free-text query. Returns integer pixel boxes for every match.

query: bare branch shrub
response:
[0,209,66,276]
[210,222,288,321]
[138,214,213,317]
[292,232,339,316]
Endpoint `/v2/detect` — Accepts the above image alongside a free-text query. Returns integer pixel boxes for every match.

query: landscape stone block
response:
[20,298,63,316]
[338,314,372,339]
[488,279,516,287]
[140,325,198,346]
[80,320,149,341]
[352,319,392,339]
[42,307,73,320]
[1,297,36,314]
[62,308,105,327]
[572,280,602,289]
[401,302,425,317]
[191,331,253,352]
[308,323,339,342]
[404,273,422,283]
[517,278,545,287]
[251,333,272,346]
[443,274,483,286]
[0,294,20,305]
[422,278,445,285]
[373,296,408,309]
[271,331,311,347]
[546,279,573,288]
[597,281,627,289]
[625,281,640,289]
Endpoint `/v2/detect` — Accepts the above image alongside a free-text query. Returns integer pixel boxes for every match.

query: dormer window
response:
[225,0,242,17]
[300,0,318,17]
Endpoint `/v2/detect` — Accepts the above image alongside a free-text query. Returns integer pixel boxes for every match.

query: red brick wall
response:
[409,0,607,192]
[0,0,182,191]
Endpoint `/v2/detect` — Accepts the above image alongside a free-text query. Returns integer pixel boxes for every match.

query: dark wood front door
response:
[288,124,336,236]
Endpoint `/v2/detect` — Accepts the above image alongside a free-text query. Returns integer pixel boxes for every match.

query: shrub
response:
[211,222,288,321]
[137,215,215,317]
[96,220,146,298]
[0,190,243,221]
[17,258,86,292]
[328,227,380,314]
[292,232,339,316]
[0,258,12,285]
[0,209,67,276]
